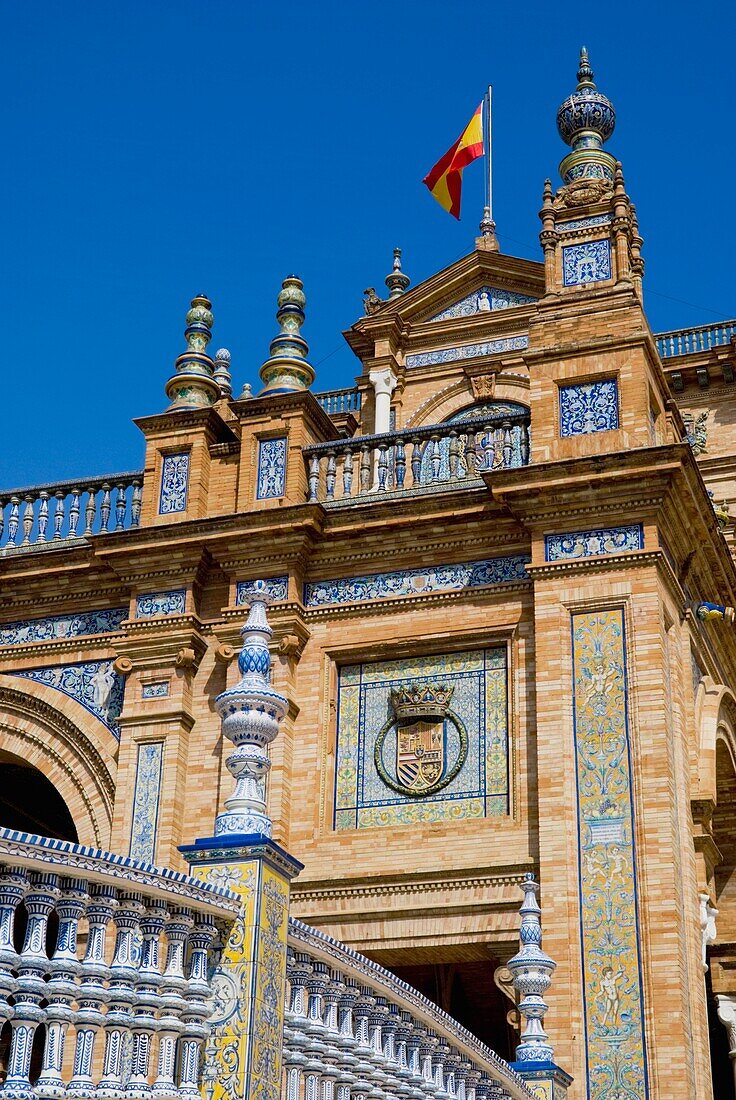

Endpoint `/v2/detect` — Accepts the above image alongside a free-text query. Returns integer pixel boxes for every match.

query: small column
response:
[368,368,397,438]
[0,869,27,1018]
[93,893,143,1099]
[126,901,167,1100]
[716,995,736,1093]
[507,874,573,1097]
[151,908,188,1100]
[180,580,303,1100]
[177,916,215,1100]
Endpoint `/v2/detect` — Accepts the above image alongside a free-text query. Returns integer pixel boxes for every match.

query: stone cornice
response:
[232,387,340,441]
[134,405,239,444]
[291,867,532,904]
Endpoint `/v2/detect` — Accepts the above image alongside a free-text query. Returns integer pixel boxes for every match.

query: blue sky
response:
[4,2,735,485]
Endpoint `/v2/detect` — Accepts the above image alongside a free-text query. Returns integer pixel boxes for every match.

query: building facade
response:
[0,50,735,1100]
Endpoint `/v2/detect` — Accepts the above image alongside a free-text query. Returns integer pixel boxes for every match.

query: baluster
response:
[502,419,513,468]
[131,481,142,527]
[115,484,127,530]
[359,445,371,493]
[125,901,166,1100]
[161,909,195,1100]
[307,455,320,503]
[342,448,354,497]
[323,973,344,1038]
[68,489,81,538]
[394,1011,412,1074]
[448,431,461,481]
[84,489,97,536]
[480,426,494,471]
[466,1068,481,1100]
[382,1002,399,1066]
[53,491,65,540]
[21,495,34,546]
[520,423,530,466]
[445,1051,459,1098]
[151,908,193,1100]
[377,444,389,491]
[430,435,441,482]
[287,953,312,1021]
[0,869,27,1016]
[284,1052,305,1100]
[93,890,143,1100]
[100,483,112,532]
[0,501,4,547]
[395,439,406,490]
[325,452,337,500]
[406,1022,422,1079]
[37,491,49,542]
[37,878,89,1099]
[410,439,423,487]
[3,873,60,1100]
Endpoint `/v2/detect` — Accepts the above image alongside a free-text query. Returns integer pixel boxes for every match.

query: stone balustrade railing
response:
[0,828,239,1100]
[0,472,144,554]
[285,919,536,1100]
[656,320,736,359]
[303,414,530,504]
[315,388,362,417]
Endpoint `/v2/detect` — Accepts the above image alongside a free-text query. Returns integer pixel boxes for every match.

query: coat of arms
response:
[374,681,468,798]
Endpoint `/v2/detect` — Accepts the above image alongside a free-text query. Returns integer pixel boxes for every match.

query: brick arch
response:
[406,374,530,428]
[695,680,736,804]
[0,675,118,848]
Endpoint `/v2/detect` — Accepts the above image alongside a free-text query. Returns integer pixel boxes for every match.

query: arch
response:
[406,373,530,429]
[694,680,736,804]
[0,674,118,848]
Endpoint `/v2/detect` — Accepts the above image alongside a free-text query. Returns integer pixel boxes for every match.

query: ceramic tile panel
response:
[545,526,643,562]
[559,380,619,437]
[257,438,287,500]
[129,741,164,862]
[159,452,189,514]
[562,239,612,286]
[0,608,127,647]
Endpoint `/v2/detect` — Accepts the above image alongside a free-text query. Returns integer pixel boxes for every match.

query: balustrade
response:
[0,472,143,554]
[0,829,238,1100]
[315,389,362,418]
[655,319,736,359]
[304,414,530,504]
[285,921,537,1100]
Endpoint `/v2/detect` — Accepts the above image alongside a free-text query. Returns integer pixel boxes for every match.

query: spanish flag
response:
[423,104,484,219]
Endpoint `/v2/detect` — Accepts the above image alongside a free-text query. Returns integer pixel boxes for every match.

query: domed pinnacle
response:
[385,248,410,299]
[213,348,232,398]
[164,294,220,411]
[556,48,617,185]
[258,276,316,395]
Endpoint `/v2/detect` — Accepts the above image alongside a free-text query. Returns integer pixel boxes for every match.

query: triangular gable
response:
[428,285,537,322]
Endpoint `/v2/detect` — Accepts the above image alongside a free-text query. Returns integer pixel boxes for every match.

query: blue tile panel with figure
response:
[429,286,537,321]
[545,525,644,562]
[559,379,619,436]
[256,437,288,499]
[159,452,190,514]
[11,660,125,738]
[335,648,509,830]
[562,238,612,286]
[129,741,165,862]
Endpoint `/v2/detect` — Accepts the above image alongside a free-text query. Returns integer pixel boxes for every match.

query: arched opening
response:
[0,750,78,842]
[417,400,530,482]
[708,736,736,1095]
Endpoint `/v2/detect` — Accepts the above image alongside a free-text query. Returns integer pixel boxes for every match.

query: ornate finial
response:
[479,206,496,237]
[213,581,287,837]
[385,248,410,299]
[556,48,616,185]
[213,348,232,398]
[164,294,220,411]
[239,381,253,400]
[258,276,316,395]
[507,874,557,1063]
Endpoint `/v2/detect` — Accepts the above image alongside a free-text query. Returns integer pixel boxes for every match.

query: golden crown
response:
[390,682,454,720]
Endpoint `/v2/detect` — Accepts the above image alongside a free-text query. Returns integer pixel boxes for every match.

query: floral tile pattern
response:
[129,741,164,862]
[559,380,619,436]
[0,608,127,647]
[572,609,647,1099]
[558,214,612,233]
[142,681,170,699]
[135,590,186,618]
[545,526,643,562]
[335,648,508,831]
[235,576,289,605]
[429,286,536,321]
[13,660,125,737]
[304,556,529,608]
[257,437,287,500]
[562,239,612,286]
[159,452,190,514]
[405,335,528,369]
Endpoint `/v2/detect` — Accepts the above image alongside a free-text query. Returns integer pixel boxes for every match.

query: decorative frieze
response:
[405,335,528,369]
[135,591,186,619]
[256,437,287,500]
[545,525,643,562]
[158,453,190,515]
[559,379,619,436]
[13,660,125,737]
[0,608,127,648]
[429,286,536,321]
[571,609,648,1099]
[304,555,529,608]
[142,681,170,699]
[558,214,612,233]
[562,239,612,286]
[129,742,165,863]
[235,576,289,605]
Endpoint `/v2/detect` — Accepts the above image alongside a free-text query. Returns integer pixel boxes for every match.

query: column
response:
[368,368,397,489]
[126,901,167,1100]
[0,869,27,1018]
[151,907,190,1100]
[178,915,215,1100]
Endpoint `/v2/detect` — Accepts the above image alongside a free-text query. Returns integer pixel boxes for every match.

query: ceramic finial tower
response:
[164,294,220,411]
[213,580,288,837]
[508,874,556,1062]
[213,348,232,398]
[384,248,410,299]
[259,276,315,394]
[556,47,617,185]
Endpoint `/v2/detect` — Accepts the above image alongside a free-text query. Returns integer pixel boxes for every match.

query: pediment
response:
[427,285,537,322]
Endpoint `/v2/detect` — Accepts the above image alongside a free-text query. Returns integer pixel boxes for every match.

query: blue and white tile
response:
[559,379,619,436]
[142,681,170,699]
[12,660,125,738]
[562,239,612,286]
[0,608,127,648]
[406,335,528,369]
[135,590,186,618]
[545,525,643,562]
[429,287,536,322]
[159,452,190,515]
[129,742,164,862]
[257,437,287,499]
[235,576,289,605]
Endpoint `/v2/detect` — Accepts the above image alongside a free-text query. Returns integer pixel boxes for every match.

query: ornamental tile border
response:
[558,214,612,233]
[256,437,287,499]
[562,238,612,287]
[545,525,643,562]
[12,659,125,738]
[0,608,127,648]
[235,576,289,605]
[135,590,186,619]
[405,335,528,369]
[142,681,170,699]
[429,286,537,322]
[158,452,189,515]
[559,379,619,437]
[129,741,164,863]
[304,556,530,608]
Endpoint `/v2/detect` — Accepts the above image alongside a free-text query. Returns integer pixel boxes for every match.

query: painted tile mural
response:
[13,660,125,738]
[571,610,648,1099]
[158,452,189,514]
[256,437,287,499]
[129,741,164,862]
[545,526,643,562]
[334,648,508,830]
[0,608,127,647]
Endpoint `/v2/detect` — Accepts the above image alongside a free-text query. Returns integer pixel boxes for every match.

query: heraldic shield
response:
[374,681,468,798]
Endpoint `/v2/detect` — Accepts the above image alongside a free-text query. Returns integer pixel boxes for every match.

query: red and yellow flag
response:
[423,104,484,219]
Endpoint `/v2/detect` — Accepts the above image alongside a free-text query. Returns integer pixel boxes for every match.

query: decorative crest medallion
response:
[374,681,467,797]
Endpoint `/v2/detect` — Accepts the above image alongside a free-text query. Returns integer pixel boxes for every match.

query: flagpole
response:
[480,85,496,241]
